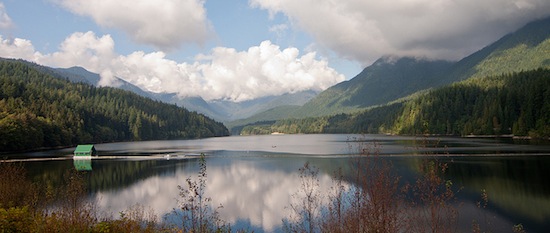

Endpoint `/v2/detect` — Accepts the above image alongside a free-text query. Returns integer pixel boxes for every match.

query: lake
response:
[9,134,550,232]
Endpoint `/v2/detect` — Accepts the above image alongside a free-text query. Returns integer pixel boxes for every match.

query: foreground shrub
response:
[284,162,323,233]
[284,140,406,233]
[405,158,459,233]
[0,206,34,233]
[0,162,38,209]
[172,154,229,233]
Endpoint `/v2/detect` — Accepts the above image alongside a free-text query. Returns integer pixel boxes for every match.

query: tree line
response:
[240,68,550,138]
[0,60,229,152]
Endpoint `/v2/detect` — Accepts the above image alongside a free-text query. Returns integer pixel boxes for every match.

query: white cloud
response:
[0,36,43,61]
[98,69,122,87]
[0,3,13,29]
[44,31,116,69]
[250,0,550,65]
[269,23,289,41]
[0,32,344,102]
[195,40,344,101]
[53,0,213,51]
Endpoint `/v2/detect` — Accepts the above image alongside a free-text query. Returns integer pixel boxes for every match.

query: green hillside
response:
[442,16,550,84]
[295,57,453,117]
[369,68,550,136]
[232,16,550,134]
[229,58,452,130]
[240,69,550,138]
[0,59,229,152]
[227,105,300,134]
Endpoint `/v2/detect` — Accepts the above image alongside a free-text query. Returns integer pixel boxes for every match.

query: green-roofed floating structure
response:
[73,144,97,159]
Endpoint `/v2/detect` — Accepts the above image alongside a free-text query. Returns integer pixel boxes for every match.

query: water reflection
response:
[13,135,550,232]
[88,155,550,232]
[444,156,550,230]
[94,157,337,232]
[73,159,92,171]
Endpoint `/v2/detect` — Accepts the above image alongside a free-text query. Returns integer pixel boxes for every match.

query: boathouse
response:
[74,144,97,157]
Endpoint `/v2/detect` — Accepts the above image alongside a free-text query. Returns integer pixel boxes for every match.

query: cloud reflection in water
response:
[94,159,336,232]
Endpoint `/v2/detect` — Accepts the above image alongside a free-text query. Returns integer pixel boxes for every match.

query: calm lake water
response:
[9,134,550,232]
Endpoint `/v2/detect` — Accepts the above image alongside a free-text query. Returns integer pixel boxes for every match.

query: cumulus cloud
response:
[0,36,43,61]
[53,0,213,51]
[0,3,13,29]
[250,0,550,65]
[195,41,344,101]
[0,32,344,102]
[44,31,116,69]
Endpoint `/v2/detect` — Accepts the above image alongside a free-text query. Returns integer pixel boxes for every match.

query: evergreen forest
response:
[0,60,229,152]
[240,69,550,138]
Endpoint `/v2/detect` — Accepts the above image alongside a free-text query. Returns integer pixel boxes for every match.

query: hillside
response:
[155,90,318,122]
[240,69,550,138]
[387,69,550,136]
[228,57,452,129]
[442,15,550,84]
[11,60,318,123]
[55,66,156,98]
[294,57,453,117]
[232,16,550,133]
[0,59,229,152]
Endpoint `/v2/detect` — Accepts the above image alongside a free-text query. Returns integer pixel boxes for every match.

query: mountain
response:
[150,93,227,120]
[441,15,550,84]
[240,68,550,137]
[0,59,229,152]
[55,66,100,84]
[0,59,158,101]
[302,16,550,116]
[227,57,453,129]
[230,16,550,133]
[210,90,318,120]
[152,90,318,122]
[54,66,156,98]
[49,65,319,123]
[294,57,454,117]
[47,66,227,119]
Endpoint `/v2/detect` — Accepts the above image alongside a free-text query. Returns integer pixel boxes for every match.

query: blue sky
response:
[1,0,549,102]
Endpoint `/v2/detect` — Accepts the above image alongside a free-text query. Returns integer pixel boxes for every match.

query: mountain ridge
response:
[0,59,320,123]
[0,59,229,152]
[231,16,550,134]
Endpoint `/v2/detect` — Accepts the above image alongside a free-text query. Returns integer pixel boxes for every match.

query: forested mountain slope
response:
[387,69,550,136]
[441,16,550,84]
[0,59,229,152]
[54,65,318,123]
[55,66,156,98]
[294,57,453,117]
[240,69,550,138]
[229,57,453,129]
[231,16,550,132]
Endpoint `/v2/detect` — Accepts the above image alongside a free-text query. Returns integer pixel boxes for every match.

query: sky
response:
[0,0,549,102]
